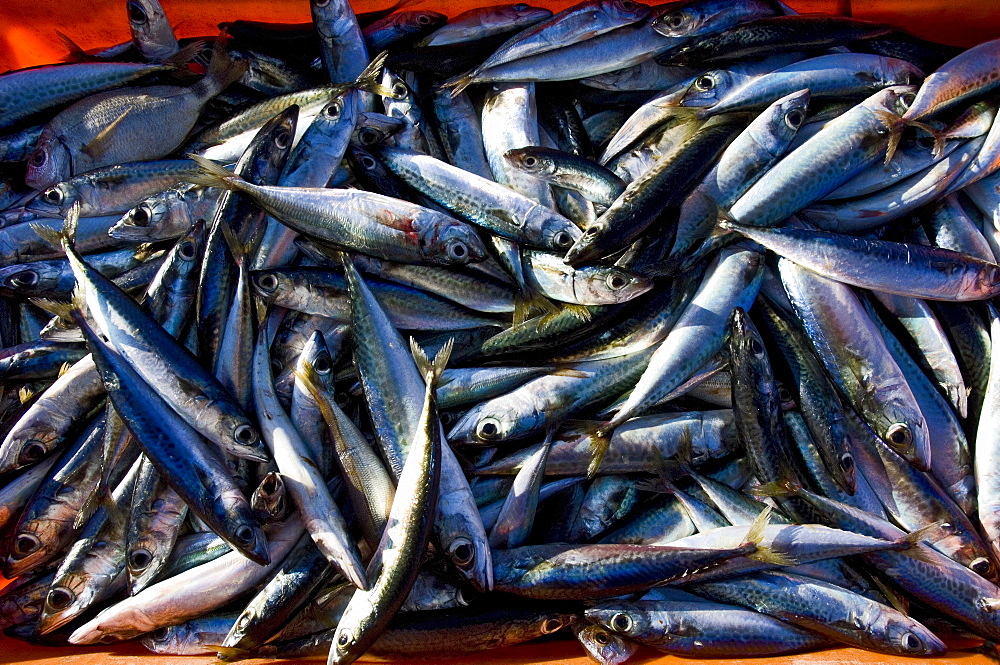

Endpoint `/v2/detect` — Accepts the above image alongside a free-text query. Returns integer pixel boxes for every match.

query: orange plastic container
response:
[2,0,1000,663]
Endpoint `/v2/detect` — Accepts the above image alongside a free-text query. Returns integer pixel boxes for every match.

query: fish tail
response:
[750,479,802,499]
[165,40,206,66]
[357,51,396,98]
[442,71,475,98]
[195,38,248,98]
[873,109,909,166]
[586,424,613,478]
[909,120,947,159]
[743,506,797,566]
[895,522,956,564]
[186,154,244,191]
[211,645,251,662]
[55,30,93,62]
[410,336,452,384]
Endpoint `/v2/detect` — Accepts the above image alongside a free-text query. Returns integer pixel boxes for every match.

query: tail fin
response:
[442,70,476,98]
[185,154,243,191]
[55,30,95,62]
[751,479,803,499]
[410,336,452,385]
[743,506,798,567]
[165,40,205,66]
[356,51,396,98]
[194,38,248,98]
[586,424,612,479]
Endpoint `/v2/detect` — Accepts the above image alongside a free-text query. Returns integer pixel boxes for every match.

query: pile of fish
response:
[5,0,1000,661]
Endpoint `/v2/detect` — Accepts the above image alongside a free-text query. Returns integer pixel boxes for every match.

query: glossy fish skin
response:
[0,340,87,382]
[904,38,1000,122]
[730,222,1000,302]
[110,185,219,243]
[25,45,247,189]
[125,457,187,594]
[728,86,913,228]
[602,246,763,435]
[504,146,625,206]
[689,570,946,656]
[126,0,179,61]
[662,16,894,67]
[976,307,1000,565]
[375,145,581,251]
[3,414,106,579]
[422,4,553,47]
[522,250,651,305]
[778,259,930,471]
[77,313,269,566]
[492,541,754,600]
[587,599,832,656]
[187,157,487,267]
[565,114,745,266]
[328,342,445,665]
[0,61,175,131]
[310,0,368,84]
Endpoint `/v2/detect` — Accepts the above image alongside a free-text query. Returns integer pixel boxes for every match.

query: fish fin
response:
[903,520,953,546]
[18,386,34,404]
[549,368,590,378]
[215,216,246,266]
[165,40,205,66]
[356,51,396,98]
[910,120,946,159]
[55,30,93,61]
[196,39,248,97]
[442,71,475,98]
[30,298,74,321]
[57,361,72,378]
[29,223,65,251]
[186,154,242,190]
[977,598,1000,613]
[512,292,558,326]
[81,109,130,161]
[633,475,676,494]
[873,109,905,166]
[750,479,803,499]
[743,506,797,566]
[410,336,452,384]
[211,645,250,662]
[586,424,613,479]
[870,573,910,614]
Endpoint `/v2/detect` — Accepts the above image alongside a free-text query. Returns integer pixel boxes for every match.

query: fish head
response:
[574,265,652,304]
[127,0,178,61]
[25,181,77,216]
[25,133,72,192]
[355,112,406,145]
[251,269,284,300]
[536,213,582,253]
[969,262,1000,300]
[504,148,558,177]
[878,613,947,656]
[728,306,765,368]
[396,10,448,32]
[603,0,651,23]
[652,0,776,38]
[329,594,377,664]
[500,3,553,23]
[419,215,488,266]
[126,536,167,592]
[563,220,607,266]
[585,603,648,641]
[680,69,732,108]
[141,625,192,654]
[886,57,925,87]
[0,261,63,297]
[214,488,270,565]
[749,89,810,158]
[36,572,96,635]
[448,395,536,444]
[0,427,57,475]
[111,190,185,242]
[4,518,59,578]
[573,621,639,665]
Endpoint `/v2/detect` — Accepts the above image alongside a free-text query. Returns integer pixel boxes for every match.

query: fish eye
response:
[585,224,603,236]
[151,628,169,641]
[29,149,47,167]
[619,0,637,10]
[235,524,255,545]
[839,453,855,473]
[360,155,377,170]
[449,538,475,566]
[19,440,47,464]
[749,337,764,355]
[358,128,380,145]
[522,155,539,168]
[610,612,633,632]
[447,240,469,261]
[513,3,528,9]
[475,417,502,440]
[43,188,63,205]
[274,129,292,150]
[592,630,611,646]
[236,613,253,631]
[129,547,153,570]
[392,83,409,98]
[606,271,629,290]
[8,270,39,288]
[885,423,912,450]
[46,587,75,611]
[256,273,279,293]
[270,357,284,374]
[13,534,40,556]
[314,0,331,7]
[784,109,804,129]
[971,557,993,577]
[694,75,716,92]
[898,92,916,112]
[553,230,573,249]
[901,632,923,652]
[130,205,151,227]
[234,424,258,445]
[312,354,332,374]
[178,241,197,260]
[336,628,353,648]
[663,12,686,29]
[417,12,434,24]
[127,0,148,23]
[324,102,342,118]
[541,618,564,634]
